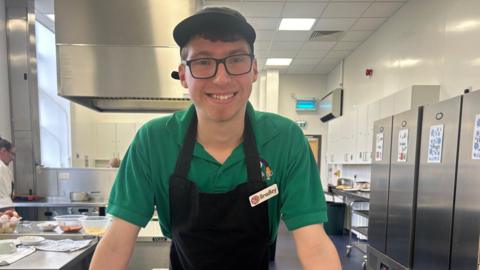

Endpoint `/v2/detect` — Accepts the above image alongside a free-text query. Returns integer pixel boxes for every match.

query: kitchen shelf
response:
[353,210,369,219]
[351,226,368,237]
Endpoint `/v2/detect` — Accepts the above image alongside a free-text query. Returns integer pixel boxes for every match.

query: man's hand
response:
[292,224,342,270]
[89,218,141,270]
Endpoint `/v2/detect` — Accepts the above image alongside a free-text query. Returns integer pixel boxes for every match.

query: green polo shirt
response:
[107,103,327,241]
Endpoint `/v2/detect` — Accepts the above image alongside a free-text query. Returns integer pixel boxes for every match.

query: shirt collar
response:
[166,102,280,147]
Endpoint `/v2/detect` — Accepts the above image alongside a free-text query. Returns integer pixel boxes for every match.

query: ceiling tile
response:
[302,41,337,50]
[270,41,304,50]
[292,58,322,65]
[296,50,329,59]
[282,2,328,17]
[341,30,373,42]
[326,50,352,59]
[363,2,405,17]
[322,3,371,18]
[256,30,275,41]
[288,65,317,73]
[247,18,280,30]
[203,1,243,11]
[254,41,272,51]
[240,2,284,17]
[313,18,357,31]
[274,31,312,41]
[334,41,360,50]
[267,50,299,58]
[351,18,386,30]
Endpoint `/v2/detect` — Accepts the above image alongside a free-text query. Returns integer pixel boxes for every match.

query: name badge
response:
[249,184,278,207]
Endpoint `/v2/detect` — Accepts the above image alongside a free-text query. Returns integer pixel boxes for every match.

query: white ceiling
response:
[202,0,409,74]
[34,0,409,75]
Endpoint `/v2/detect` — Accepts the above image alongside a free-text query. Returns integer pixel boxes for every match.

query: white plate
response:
[17,236,45,246]
[342,188,360,191]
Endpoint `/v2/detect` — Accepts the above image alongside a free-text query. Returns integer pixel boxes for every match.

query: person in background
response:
[90,7,341,270]
[0,137,15,206]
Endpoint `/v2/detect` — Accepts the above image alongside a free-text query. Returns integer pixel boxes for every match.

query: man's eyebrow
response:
[189,49,251,59]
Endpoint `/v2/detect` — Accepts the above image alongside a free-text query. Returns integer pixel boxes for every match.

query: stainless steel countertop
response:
[8,197,108,208]
[0,228,97,269]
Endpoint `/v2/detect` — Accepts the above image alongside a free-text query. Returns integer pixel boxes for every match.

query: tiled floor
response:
[270,222,365,270]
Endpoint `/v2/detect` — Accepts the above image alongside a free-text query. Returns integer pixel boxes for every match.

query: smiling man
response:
[90,7,341,270]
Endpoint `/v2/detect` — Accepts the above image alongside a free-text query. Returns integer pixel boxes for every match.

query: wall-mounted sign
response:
[427,124,444,163]
[397,128,409,162]
[472,114,480,160]
[375,132,384,161]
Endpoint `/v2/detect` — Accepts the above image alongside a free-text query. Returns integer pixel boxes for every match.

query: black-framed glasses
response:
[182,54,254,79]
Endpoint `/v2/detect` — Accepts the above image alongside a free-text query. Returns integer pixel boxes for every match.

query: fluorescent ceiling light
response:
[266,58,292,66]
[47,14,55,21]
[279,18,315,31]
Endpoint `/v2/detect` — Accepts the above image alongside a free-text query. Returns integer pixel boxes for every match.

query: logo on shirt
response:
[259,159,273,181]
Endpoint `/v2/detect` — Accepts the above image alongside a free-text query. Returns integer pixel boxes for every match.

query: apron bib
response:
[169,112,270,270]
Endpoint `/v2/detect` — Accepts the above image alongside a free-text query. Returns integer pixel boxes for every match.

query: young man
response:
[90,7,341,270]
[0,137,15,206]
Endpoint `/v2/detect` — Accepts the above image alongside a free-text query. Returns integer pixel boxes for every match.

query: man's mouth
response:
[207,93,237,101]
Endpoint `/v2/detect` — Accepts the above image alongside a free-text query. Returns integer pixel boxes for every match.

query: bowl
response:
[79,216,111,236]
[54,215,84,233]
[0,210,21,233]
[36,221,57,232]
[0,240,17,254]
[69,192,90,202]
[17,236,45,246]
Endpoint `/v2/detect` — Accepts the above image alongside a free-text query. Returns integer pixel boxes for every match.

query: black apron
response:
[169,111,270,270]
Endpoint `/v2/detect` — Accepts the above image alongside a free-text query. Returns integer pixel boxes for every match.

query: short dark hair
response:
[0,137,13,151]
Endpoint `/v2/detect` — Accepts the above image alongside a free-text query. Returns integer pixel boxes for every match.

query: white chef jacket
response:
[0,161,13,206]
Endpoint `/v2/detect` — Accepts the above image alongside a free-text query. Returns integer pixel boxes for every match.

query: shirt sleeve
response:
[280,126,328,231]
[107,127,155,227]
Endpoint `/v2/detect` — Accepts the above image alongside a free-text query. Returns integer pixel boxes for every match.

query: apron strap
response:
[172,110,262,182]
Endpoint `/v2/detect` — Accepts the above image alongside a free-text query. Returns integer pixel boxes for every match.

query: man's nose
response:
[213,63,231,84]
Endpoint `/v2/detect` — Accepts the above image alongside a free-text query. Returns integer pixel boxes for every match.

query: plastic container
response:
[324,202,346,235]
[54,215,83,233]
[79,216,111,236]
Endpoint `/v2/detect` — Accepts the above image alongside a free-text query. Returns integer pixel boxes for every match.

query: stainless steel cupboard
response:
[385,107,423,268]
[450,89,480,270]
[413,96,462,270]
[368,117,393,253]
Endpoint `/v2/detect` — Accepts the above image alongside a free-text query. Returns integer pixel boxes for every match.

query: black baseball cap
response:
[171,7,256,80]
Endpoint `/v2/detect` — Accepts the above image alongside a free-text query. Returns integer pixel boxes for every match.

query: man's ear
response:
[252,58,258,83]
[179,64,188,89]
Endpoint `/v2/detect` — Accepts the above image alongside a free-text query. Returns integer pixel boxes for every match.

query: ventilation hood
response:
[55,0,197,112]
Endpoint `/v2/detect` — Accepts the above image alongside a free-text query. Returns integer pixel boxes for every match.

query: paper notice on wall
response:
[375,133,384,161]
[397,129,409,162]
[472,114,480,160]
[427,124,444,163]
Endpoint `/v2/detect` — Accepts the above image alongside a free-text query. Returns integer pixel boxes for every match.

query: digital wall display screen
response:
[296,99,317,111]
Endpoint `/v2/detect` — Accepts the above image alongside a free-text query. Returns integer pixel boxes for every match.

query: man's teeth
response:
[211,94,234,100]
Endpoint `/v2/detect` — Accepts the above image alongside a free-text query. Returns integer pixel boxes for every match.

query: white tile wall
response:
[329,0,480,114]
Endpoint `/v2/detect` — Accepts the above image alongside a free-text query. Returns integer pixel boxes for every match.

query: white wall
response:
[70,103,167,167]
[0,0,11,140]
[330,0,480,114]
[278,74,329,189]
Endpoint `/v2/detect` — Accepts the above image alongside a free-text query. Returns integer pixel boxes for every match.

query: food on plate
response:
[37,222,57,232]
[59,224,82,233]
[335,185,353,190]
[0,210,22,233]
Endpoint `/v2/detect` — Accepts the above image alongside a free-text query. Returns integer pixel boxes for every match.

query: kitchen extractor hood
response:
[55,0,197,112]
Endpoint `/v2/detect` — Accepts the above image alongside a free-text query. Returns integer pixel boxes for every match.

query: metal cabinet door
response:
[386,107,422,268]
[450,90,480,270]
[368,116,393,253]
[413,96,462,270]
